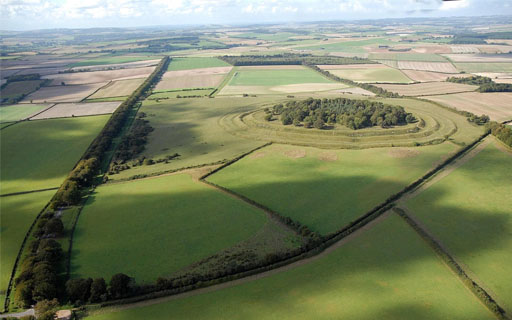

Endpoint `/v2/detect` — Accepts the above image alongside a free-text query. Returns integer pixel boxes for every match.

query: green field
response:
[228,68,334,86]
[296,38,394,53]
[167,57,230,71]
[406,141,512,312]
[71,173,267,283]
[208,142,456,235]
[1,80,45,100]
[0,190,55,306]
[0,115,109,195]
[368,53,448,62]
[86,214,493,320]
[326,66,412,83]
[0,104,48,123]
[454,62,512,73]
[107,97,273,181]
[68,55,159,67]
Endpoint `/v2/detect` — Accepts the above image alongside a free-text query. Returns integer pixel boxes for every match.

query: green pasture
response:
[167,57,230,71]
[326,67,412,83]
[0,115,109,195]
[0,104,48,123]
[68,55,159,68]
[107,97,277,181]
[228,68,334,86]
[208,142,456,235]
[1,80,44,99]
[71,173,267,283]
[368,53,447,62]
[296,38,394,53]
[454,63,512,73]
[86,214,493,320]
[0,190,55,307]
[406,141,512,312]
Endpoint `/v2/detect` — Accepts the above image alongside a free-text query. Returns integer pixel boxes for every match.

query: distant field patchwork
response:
[318,64,412,83]
[23,82,108,103]
[44,66,154,85]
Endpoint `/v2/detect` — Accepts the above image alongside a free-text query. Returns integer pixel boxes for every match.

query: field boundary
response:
[0,187,59,198]
[211,67,237,97]
[394,207,509,320]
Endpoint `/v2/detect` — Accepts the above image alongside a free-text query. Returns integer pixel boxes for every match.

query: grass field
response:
[0,104,49,122]
[227,67,334,86]
[369,53,447,62]
[318,64,412,83]
[376,82,477,96]
[71,173,268,283]
[453,63,512,73]
[1,80,45,99]
[406,141,512,312]
[86,214,493,320]
[88,78,145,99]
[0,190,55,307]
[68,55,159,68]
[167,57,231,71]
[0,115,109,195]
[424,92,512,122]
[107,97,274,181]
[208,142,456,235]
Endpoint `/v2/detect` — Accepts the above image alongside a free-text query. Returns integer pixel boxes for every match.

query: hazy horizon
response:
[1,0,512,31]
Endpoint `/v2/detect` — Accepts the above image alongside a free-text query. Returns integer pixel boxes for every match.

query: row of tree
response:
[486,121,512,147]
[219,54,374,66]
[14,212,64,308]
[447,75,512,92]
[268,97,415,130]
[66,273,133,306]
[113,112,154,162]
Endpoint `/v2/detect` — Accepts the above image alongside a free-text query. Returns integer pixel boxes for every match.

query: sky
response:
[0,0,511,31]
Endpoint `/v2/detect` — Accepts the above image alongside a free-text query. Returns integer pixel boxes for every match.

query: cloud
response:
[439,0,470,11]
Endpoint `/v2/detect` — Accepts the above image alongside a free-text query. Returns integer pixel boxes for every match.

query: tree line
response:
[219,54,374,66]
[447,75,512,92]
[486,121,512,147]
[267,97,415,130]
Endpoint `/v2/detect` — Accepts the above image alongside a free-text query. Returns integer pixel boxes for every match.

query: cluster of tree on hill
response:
[447,75,512,92]
[5,73,41,83]
[267,97,415,130]
[486,121,512,147]
[307,65,401,98]
[218,54,373,66]
[66,273,134,306]
[14,212,64,309]
[49,56,170,210]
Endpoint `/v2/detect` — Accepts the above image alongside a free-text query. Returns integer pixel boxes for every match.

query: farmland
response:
[401,70,469,82]
[0,104,49,122]
[406,141,512,312]
[396,61,458,73]
[208,142,456,235]
[0,190,55,306]
[156,67,231,91]
[68,55,160,68]
[368,53,448,62]
[0,80,45,100]
[22,82,108,103]
[0,115,109,194]
[44,67,155,85]
[86,214,493,320]
[167,57,231,71]
[424,92,512,122]
[318,64,412,83]
[30,102,120,119]
[453,63,512,73]
[376,82,478,96]
[88,78,146,99]
[71,173,268,283]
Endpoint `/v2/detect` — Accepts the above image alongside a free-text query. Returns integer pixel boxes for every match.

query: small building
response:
[55,309,72,320]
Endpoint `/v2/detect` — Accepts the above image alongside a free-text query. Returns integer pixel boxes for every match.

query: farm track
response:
[86,131,500,316]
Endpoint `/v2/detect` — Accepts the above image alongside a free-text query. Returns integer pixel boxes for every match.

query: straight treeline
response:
[486,121,512,147]
[50,56,170,209]
[450,31,512,44]
[307,65,401,98]
[447,75,512,93]
[218,54,374,66]
[394,208,508,320]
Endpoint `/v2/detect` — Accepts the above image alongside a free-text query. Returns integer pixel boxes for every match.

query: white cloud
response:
[440,0,470,11]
